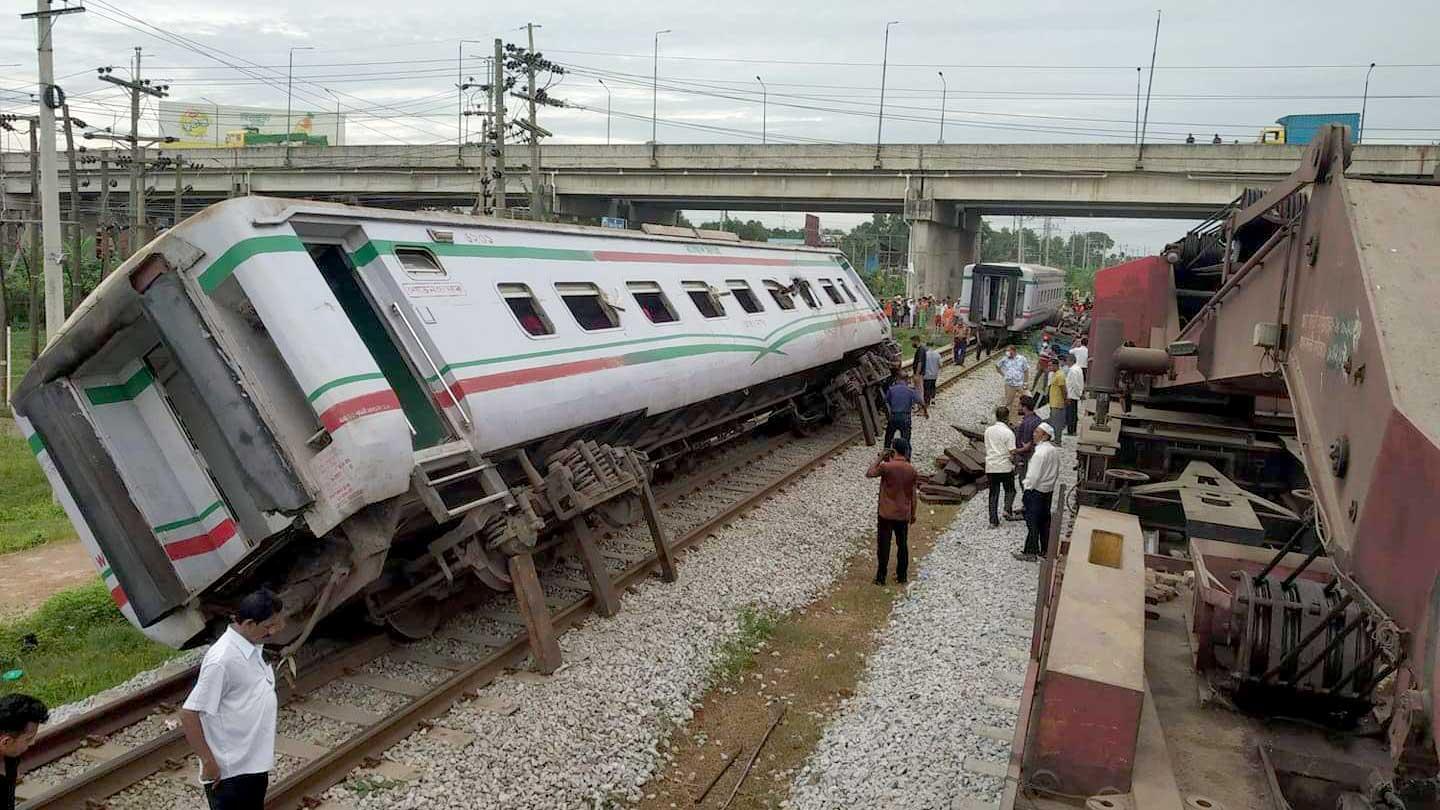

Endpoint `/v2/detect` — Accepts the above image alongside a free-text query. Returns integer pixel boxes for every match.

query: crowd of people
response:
[870,329,1090,584]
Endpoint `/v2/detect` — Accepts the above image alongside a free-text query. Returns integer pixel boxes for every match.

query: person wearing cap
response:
[1017,421,1061,561]
[866,436,918,585]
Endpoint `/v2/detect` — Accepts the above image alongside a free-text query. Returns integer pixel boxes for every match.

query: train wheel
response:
[387,599,444,640]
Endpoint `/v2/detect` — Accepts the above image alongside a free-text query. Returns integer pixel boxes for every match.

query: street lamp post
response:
[597,78,611,145]
[199,95,221,146]
[322,87,340,146]
[875,20,900,167]
[652,29,672,149]
[286,45,313,165]
[936,70,946,144]
[1359,61,1377,143]
[755,75,767,144]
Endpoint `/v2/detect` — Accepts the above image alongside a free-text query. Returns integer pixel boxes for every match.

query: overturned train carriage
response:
[14,196,895,653]
[958,262,1067,348]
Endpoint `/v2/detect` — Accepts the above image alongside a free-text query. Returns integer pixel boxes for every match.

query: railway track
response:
[17,345,994,810]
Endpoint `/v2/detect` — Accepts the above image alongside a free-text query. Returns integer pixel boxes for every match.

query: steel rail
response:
[20,333,1000,809]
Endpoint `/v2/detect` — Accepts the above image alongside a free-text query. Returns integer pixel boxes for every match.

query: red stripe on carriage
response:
[164,519,238,561]
[591,250,801,266]
[110,585,128,608]
[444,355,627,402]
[318,390,403,432]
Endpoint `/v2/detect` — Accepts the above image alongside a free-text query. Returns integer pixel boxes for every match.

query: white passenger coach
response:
[14,197,895,654]
[958,262,1067,345]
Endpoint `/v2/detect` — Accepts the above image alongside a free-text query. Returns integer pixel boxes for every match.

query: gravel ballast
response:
[312,364,1009,810]
[788,400,1080,810]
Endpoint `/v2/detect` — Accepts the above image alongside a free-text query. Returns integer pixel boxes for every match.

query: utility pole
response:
[525,22,544,221]
[875,20,899,168]
[23,0,84,343]
[27,123,39,359]
[172,157,184,226]
[491,38,508,215]
[96,51,170,244]
[97,157,111,277]
[61,103,80,310]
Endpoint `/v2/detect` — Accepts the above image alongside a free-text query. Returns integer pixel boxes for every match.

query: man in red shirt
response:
[866,437,919,585]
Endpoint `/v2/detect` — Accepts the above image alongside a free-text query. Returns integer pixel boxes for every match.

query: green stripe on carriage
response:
[198,235,309,293]
[26,432,45,456]
[306,372,388,403]
[85,366,155,405]
[100,566,112,580]
[152,500,225,534]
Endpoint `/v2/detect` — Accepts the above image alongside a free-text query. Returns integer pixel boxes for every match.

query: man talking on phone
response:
[866,437,919,586]
[181,590,287,810]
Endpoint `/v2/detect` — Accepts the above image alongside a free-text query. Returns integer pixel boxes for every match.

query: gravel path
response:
[312,367,1009,810]
[787,403,1079,810]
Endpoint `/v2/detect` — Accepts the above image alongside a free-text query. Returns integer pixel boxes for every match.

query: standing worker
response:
[985,406,1018,527]
[1011,395,1044,486]
[883,369,928,454]
[1070,336,1089,371]
[1046,354,1068,447]
[1064,351,1085,436]
[866,437,918,585]
[953,321,970,367]
[1,694,49,810]
[995,345,1030,423]
[181,590,288,810]
[1017,422,1061,561]
[922,342,942,405]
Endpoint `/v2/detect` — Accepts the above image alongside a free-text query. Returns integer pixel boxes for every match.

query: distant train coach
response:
[13,197,895,653]
[958,262,1067,346]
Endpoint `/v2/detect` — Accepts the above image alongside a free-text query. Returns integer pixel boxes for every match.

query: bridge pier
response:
[905,195,979,300]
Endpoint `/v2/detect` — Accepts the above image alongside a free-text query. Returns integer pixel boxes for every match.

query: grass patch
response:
[1,327,41,418]
[0,430,72,556]
[710,605,781,685]
[0,581,181,707]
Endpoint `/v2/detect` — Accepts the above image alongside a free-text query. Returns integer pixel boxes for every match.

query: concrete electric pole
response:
[526,23,543,221]
[96,50,171,243]
[492,38,507,215]
[23,0,84,343]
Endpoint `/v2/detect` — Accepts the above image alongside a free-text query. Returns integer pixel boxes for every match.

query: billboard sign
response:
[159,101,346,148]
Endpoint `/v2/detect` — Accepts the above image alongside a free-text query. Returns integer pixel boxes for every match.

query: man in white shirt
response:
[922,344,942,404]
[181,590,287,810]
[1070,337,1089,371]
[1064,352,1085,436]
[1017,422,1061,561]
[984,406,1018,527]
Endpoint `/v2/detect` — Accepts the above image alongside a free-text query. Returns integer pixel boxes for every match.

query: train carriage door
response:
[305,243,452,449]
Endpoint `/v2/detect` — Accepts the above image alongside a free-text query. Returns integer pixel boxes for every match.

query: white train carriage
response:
[958,262,1067,345]
[14,197,893,650]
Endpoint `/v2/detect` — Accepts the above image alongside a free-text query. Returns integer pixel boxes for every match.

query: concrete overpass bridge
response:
[3,141,1435,296]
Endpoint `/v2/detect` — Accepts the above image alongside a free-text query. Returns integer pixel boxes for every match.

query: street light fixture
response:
[652,29,672,146]
[1359,61,1377,144]
[322,87,341,145]
[198,95,221,146]
[286,45,314,165]
[755,75,767,144]
[937,70,946,144]
[875,20,900,166]
[458,39,485,156]
[597,78,612,145]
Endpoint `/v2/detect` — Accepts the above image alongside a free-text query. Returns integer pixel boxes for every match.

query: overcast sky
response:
[3,0,1436,250]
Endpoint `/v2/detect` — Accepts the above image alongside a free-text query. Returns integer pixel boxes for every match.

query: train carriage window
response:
[819,279,844,305]
[557,282,621,331]
[395,247,446,277]
[836,279,859,303]
[499,283,555,336]
[627,281,679,324]
[763,280,796,311]
[795,279,819,309]
[682,281,726,319]
[727,280,764,314]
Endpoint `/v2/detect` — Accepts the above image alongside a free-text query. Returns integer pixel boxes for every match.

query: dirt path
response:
[0,541,96,619]
[632,499,961,810]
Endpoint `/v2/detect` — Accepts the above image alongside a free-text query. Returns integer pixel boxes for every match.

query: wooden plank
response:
[342,672,430,698]
[509,553,563,674]
[74,742,129,763]
[640,479,678,583]
[573,520,622,617]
